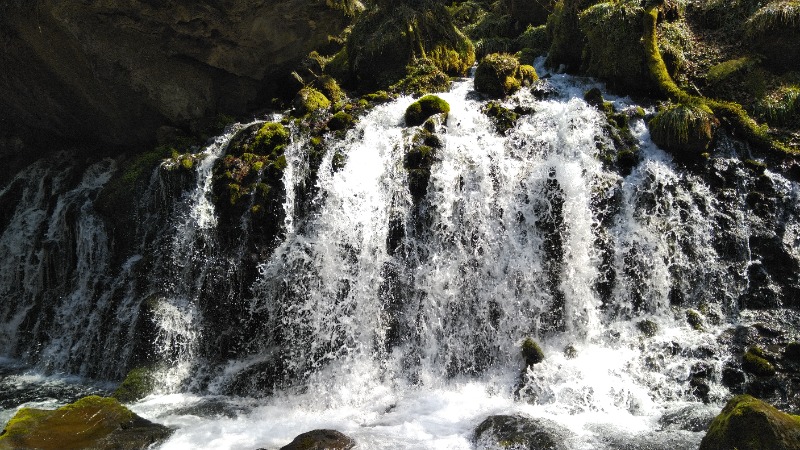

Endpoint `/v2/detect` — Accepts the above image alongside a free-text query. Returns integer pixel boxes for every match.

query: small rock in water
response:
[278,429,355,450]
[474,414,571,450]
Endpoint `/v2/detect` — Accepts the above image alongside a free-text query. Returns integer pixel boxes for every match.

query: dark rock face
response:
[0,1,353,151]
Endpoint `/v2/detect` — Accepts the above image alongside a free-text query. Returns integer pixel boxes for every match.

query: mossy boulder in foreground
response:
[474,53,538,98]
[0,396,171,450]
[405,95,450,127]
[699,394,800,450]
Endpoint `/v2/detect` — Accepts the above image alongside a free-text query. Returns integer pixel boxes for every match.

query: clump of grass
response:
[746,0,800,34]
[754,85,800,125]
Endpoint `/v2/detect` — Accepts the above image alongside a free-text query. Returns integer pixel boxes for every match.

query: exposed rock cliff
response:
[0,0,354,156]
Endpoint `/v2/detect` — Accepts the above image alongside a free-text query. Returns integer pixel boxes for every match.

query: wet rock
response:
[649,102,719,164]
[659,405,717,432]
[405,95,450,127]
[637,319,659,338]
[699,394,800,450]
[278,429,355,450]
[521,338,545,367]
[0,395,171,450]
[474,414,570,450]
[743,346,777,377]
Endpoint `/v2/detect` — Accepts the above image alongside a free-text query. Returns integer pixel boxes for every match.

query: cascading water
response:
[1,65,799,449]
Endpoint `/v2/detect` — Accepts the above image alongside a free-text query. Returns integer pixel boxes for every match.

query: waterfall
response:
[1,68,799,449]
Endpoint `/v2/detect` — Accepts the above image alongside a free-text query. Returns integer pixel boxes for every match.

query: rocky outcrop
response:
[700,394,800,450]
[0,0,355,153]
[0,395,172,450]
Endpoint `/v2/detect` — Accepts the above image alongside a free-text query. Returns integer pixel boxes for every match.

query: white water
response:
[118,72,741,449]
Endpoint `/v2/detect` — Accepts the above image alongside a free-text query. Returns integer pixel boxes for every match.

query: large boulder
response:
[0,395,172,450]
[0,0,355,152]
[699,394,800,450]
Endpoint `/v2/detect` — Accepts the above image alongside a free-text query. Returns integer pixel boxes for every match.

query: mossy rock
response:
[649,102,718,163]
[746,1,800,72]
[293,87,331,116]
[686,309,706,331]
[225,122,289,160]
[637,319,659,337]
[482,102,520,134]
[327,111,356,131]
[405,95,450,127]
[474,415,570,450]
[279,429,355,450]
[521,338,545,366]
[0,396,172,450]
[743,346,777,376]
[699,394,800,450]
[346,1,474,91]
[312,75,346,103]
[112,367,155,403]
[390,58,451,96]
[546,0,605,71]
[515,25,550,62]
[404,126,442,203]
[475,53,537,98]
[579,1,653,93]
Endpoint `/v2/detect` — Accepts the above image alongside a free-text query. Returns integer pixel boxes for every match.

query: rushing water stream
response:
[2,64,799,449]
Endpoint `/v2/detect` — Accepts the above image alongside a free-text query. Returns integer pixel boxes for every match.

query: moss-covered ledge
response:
[0,396,172,450]
[642,3,796,156]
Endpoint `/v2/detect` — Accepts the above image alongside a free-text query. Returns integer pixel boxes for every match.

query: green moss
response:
[521,337,545,366]
[482,102,520,134]
[747,1,800,35]
[328,111,356,131]
[743,346,777,376]
[0,396,133,449]
[112,367,155,403]
[363,91,393,104]
[642,4,797,155]
[293,87,331,116]
[253,122,290,156]
[405,95,450,126]
[273,155,288,171]
[649,102,718,161]
[346,2,474,91]
[515,24,550,58]
[579,1,652,92]
[699,395,800,450]
[313,75,346,103]
[707,57,757,85]
[755,85,800,125]
[390,58,451,96]
[686,309,705,331]
[474,53,524,98]
[546,0,604,71]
